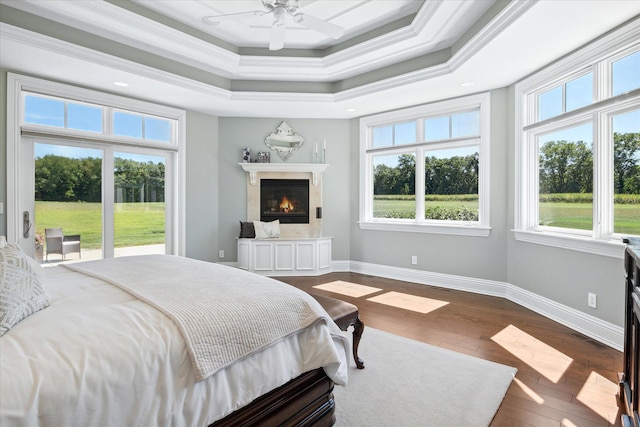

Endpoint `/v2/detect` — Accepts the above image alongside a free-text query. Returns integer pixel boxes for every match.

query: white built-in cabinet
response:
[237,237,332,276]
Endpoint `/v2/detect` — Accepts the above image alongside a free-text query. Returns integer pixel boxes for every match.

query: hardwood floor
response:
[279,272,625,427]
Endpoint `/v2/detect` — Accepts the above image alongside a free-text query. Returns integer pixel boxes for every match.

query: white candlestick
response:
[323,138,326,149]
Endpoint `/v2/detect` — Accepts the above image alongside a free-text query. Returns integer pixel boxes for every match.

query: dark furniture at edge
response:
[211,368,335,427]
[620,237,640,427]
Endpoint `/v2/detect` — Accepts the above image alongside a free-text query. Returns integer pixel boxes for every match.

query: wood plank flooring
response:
[279,272,625,427]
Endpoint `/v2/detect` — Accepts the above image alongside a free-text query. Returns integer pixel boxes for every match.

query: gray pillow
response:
[0,243,49,336]
[239,221,256,238]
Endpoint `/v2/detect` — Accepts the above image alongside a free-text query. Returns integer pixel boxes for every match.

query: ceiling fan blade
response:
[202,10,266,25]
[270,24,285,51]
[293,13,344,39]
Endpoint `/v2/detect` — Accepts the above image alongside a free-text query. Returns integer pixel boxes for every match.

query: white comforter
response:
[0,261,348,427]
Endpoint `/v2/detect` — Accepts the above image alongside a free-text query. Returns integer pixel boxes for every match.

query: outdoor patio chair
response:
[45,228,81,261]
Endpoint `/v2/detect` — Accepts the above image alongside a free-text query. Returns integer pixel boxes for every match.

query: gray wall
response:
[217,118,352,262]
[184,111,219,262]
[349,88,510,282]
[0,69,7,237]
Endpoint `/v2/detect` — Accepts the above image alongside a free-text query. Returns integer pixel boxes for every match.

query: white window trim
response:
[359,92,491,237]
[6,73,186,256]
[514,19,640,259]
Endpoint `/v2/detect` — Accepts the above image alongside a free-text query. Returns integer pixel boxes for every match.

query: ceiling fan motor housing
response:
[262,0,300,14]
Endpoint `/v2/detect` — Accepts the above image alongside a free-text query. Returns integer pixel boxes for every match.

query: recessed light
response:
[113,81,129,87]
[346,108,357,112]
[460,81,475,87]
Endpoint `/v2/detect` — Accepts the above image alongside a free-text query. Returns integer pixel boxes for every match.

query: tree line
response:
[374,132,639,196]
[374,153,479,196]
[35,155,165,202]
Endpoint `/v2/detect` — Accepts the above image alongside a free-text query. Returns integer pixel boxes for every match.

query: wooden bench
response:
[311,294,365,369]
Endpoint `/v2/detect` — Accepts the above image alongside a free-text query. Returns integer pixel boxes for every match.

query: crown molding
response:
[1,0,510,83]
[0,23,232,100]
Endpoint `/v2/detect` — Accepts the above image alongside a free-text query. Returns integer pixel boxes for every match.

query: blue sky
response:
[27,93,169,164]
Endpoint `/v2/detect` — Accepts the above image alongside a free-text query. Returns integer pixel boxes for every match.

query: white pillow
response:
[0,243,49,336]
[0,236,6,248]
[253,220,281,239]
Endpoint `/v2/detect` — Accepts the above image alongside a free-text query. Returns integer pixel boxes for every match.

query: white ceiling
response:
[136,0,425,50]
[0,0,639,119]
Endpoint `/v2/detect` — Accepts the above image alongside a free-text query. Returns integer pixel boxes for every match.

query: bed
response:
[0,243,349,427]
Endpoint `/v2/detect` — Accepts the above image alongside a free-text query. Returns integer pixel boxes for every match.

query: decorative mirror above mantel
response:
[265,121,304,161]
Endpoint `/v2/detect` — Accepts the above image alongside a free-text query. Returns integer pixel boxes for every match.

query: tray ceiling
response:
[0,0,638,118]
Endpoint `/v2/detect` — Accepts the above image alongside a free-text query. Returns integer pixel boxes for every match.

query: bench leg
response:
[352,317,365,369]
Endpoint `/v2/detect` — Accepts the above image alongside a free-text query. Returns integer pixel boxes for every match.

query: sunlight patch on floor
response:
[561,418,578,427]
[576,371,619,424]
[514,377,544,404]
[312,281,382,298]
[491,324,572,383]
[366,291,449,314]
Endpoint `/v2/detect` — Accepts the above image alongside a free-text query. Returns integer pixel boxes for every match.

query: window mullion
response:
[594,111,614,238]
[415,148,425,221]
[594,61,608,103]
[528,133,540,230]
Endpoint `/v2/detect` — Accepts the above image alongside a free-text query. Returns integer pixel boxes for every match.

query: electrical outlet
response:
[411,255,417,265]
[219,250,225,259]
[588,292,597,308]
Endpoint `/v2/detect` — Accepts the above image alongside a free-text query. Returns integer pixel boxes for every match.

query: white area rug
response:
[333,328,516,427]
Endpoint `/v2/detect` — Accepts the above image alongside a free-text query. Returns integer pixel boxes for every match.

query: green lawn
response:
[373,195,640,235]
[35,197,640,248]
[35,201,165,249]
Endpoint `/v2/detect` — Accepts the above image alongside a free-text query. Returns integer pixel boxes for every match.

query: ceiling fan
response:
[202,0,345,51]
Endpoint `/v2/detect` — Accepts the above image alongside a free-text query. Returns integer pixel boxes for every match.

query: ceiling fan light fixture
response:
[203,0,344,50]
[273,5,287,25]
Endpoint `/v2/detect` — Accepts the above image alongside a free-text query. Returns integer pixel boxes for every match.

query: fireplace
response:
[260,179,309,224]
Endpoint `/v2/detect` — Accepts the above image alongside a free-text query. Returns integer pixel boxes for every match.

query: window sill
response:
[513,229,626,259]
[358,221,491,237]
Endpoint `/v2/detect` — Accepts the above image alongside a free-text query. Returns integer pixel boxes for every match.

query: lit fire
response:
[280,195,295,212]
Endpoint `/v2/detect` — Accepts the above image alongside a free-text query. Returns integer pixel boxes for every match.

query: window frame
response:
[514,21,640,259]
[6,73,186,255]
[359,92,491,236]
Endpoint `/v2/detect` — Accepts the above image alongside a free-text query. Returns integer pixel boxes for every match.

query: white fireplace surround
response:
[239,163,329,239]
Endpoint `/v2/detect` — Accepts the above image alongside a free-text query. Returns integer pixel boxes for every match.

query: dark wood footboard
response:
[210,368,335,427]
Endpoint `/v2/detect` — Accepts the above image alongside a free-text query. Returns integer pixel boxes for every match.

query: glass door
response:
[114,152,166,256]
[20,138,171,264]
[31,141,103,263]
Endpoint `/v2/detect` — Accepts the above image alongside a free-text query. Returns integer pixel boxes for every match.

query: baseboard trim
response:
[332,260,623,351]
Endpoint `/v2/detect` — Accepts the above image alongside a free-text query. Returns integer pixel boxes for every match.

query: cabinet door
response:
[275,242,295,271]
[237,240,250,270]
[318,240,331,270]
[253,242,273,271]
[296,242,315,271]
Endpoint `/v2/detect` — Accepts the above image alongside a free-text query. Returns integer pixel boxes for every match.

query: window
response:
[515,23,640,258]
[23,93,175,145]
[359,93,490,236]
[7,73,185,257]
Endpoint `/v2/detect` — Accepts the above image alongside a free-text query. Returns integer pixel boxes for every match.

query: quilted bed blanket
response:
[65,254,338,381]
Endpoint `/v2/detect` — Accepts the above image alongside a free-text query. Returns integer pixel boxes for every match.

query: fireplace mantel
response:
[239,163,329,185]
